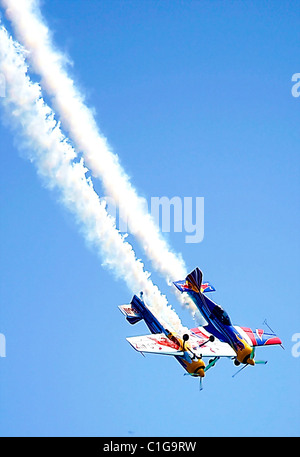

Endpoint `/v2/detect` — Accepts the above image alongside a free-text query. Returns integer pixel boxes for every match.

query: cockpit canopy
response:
[212,304,232,325]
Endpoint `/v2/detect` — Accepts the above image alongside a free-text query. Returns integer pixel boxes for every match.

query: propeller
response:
[199,377,203,391]
[232,363,248,378]
[183,372,204,391]
[232,347,267,378]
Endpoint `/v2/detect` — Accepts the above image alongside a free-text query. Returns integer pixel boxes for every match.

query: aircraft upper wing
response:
[236,326,282,347]
[126,333,184,356]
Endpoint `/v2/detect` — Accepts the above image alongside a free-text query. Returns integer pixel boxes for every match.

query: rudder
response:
[174,267,203,293]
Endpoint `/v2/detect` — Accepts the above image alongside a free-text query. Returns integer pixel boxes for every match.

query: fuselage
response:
[188,291,254,365]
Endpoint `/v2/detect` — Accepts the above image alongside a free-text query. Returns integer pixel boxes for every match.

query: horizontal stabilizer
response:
[201,282,216,293]
[118,304,143,325]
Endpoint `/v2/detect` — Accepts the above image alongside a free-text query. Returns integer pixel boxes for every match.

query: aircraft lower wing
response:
[126,333,184,356]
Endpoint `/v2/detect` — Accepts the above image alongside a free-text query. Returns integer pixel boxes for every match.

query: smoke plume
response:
[0,24,187,331]
[1,0,189,289]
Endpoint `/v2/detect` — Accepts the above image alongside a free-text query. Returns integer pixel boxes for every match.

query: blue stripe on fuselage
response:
[130,295,165,335]
[188,291,245,352]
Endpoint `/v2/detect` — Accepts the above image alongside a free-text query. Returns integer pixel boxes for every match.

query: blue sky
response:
[0,0,299,437]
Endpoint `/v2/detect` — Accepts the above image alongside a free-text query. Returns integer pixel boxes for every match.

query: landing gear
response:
[182,333,189,351]
[198,334,215,349]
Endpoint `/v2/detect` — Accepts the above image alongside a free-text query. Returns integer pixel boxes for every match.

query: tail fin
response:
[174,268,216,294]
[118,304,143,325]
[174,267,203,293]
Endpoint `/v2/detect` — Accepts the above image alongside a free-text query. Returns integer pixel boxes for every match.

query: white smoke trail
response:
[0,0,191,292]
[0,24,187,332]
